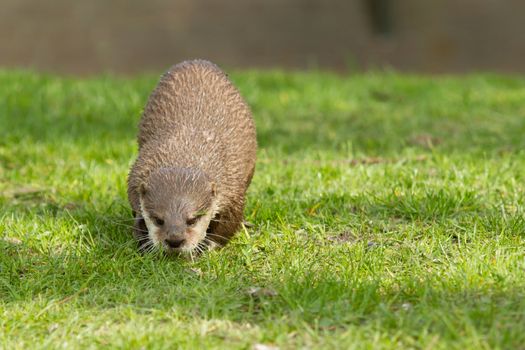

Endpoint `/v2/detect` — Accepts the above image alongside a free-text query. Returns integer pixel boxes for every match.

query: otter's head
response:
[138,167,217,254]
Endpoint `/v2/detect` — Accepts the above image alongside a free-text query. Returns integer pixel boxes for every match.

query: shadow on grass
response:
[254,109,525,154]
[0,74,148,146]
[3,89,525,156]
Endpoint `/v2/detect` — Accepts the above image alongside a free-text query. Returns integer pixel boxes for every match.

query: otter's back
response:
[138,60,254,150]
[134,60,256,208]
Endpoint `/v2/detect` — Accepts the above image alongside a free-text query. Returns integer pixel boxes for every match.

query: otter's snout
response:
[165,237,186,248]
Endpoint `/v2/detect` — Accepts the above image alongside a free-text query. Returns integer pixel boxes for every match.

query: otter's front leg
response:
[206,208,244,247]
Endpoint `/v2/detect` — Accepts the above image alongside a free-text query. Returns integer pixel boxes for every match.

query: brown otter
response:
[127,60,257,255]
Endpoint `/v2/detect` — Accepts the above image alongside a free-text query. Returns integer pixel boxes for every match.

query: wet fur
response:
[127,60,257,249]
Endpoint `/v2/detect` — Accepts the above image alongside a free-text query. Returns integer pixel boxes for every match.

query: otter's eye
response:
[153,217,164,226]
[186,217,198,226]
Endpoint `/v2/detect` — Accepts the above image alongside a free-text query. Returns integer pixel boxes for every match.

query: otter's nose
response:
[165,237,185,248]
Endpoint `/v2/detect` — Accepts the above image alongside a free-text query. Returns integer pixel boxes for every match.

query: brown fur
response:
[127,60,257,249]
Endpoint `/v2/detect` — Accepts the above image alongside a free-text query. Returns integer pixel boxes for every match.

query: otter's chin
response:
[139,235,218,259]
[159,243,205,259]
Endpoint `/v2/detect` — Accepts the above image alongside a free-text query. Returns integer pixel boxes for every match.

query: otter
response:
[127,60,257,255]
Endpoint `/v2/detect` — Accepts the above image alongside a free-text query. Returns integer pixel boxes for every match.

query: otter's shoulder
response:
[162,59,228,82]
[170,59,223,72]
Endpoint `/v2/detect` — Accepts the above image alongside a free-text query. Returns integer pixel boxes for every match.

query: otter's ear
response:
[139,182,147,197]
[211,182,217,197]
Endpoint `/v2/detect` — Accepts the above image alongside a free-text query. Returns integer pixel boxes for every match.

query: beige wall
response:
[383,0,525,73]
[1,0,524,74]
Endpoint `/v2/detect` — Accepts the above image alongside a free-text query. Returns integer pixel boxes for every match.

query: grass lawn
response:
[1,68,525,349]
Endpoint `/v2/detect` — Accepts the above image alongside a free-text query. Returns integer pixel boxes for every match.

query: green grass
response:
[1,68,525,349]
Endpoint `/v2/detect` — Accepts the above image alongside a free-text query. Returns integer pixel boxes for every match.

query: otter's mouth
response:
[164,232,220,255]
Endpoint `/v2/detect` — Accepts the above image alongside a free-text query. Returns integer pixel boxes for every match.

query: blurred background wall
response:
[1,0,524,75]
